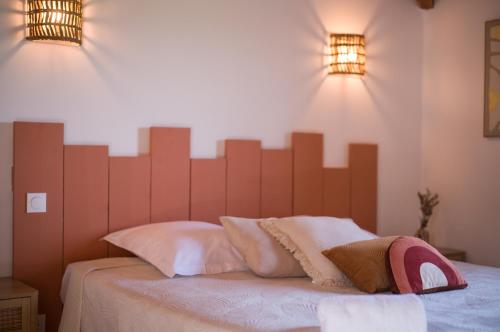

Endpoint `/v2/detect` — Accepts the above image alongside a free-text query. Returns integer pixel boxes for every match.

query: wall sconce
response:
[25,0,83,46]
[328,34,365,75]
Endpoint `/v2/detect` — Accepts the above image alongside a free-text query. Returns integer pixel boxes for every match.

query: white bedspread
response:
[60,259,500,332]
[59,257,147,332]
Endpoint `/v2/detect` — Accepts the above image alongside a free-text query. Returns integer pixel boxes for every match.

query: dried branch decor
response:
[415,189,439,243]
[329,34,366,75]
[25,0,83,46]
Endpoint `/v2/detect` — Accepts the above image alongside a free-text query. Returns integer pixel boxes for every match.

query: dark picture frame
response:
[484,19,500,137]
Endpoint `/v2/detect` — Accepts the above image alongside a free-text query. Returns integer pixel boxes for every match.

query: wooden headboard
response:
[12,121,377,331]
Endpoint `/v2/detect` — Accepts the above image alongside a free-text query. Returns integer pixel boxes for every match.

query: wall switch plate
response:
[27,193,47,213]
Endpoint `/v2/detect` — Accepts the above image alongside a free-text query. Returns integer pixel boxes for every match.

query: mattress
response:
[73,260,500,332]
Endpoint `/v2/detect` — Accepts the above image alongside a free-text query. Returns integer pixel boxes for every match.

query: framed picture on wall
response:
[484,19,500,137]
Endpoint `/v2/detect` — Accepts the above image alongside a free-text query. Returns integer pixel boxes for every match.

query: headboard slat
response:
[261,149,293,218]
[292,133,324,215]
[190,158,226,224]
[150,127,191,222]
[13,122,64,332]
[108,156,151,257]
[225,140,262,218]
[323,168,351,218]
[63,145,109,267]
[349,144,378,233]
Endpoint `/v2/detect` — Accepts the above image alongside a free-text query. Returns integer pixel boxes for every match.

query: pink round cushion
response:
[388,236,467,294]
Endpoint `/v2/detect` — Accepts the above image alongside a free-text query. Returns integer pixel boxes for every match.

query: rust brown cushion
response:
[322,236,398,293]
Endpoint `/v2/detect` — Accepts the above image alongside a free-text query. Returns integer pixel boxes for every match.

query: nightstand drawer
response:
[0,297,30,332]
[437,247,466,262]
[0,278,38,332]
[444,253,466,262]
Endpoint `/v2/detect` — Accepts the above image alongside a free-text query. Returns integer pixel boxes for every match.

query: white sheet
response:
[317,294,426,332]
[61,259,500,332]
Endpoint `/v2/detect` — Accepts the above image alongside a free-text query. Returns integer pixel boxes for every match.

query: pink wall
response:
[421,0,500,267]
[0,0,425,276]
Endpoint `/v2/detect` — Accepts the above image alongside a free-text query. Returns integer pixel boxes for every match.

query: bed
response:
[13,123,498,332]
[60,257,500,332]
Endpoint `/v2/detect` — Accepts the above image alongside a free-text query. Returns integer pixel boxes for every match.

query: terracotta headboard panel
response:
[12,121,377,331]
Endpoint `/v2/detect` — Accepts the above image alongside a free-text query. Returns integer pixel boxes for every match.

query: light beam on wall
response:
[25,0,82,46]
[328,34,365,75]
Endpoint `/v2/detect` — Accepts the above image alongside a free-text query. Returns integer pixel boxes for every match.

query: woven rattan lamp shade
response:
[329,34,365,75]
[26,0,82,46]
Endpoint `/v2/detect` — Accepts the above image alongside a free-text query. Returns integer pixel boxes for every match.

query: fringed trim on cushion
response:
[259,220,352,288]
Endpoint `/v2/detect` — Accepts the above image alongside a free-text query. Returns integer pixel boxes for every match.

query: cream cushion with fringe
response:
[260,216,377,287]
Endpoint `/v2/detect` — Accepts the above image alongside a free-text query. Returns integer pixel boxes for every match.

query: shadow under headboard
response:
[12,121,377,331]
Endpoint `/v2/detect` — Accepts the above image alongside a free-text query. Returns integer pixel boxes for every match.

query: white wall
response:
[421,0,500,267]
[0,123,13,276]
[0,0,424,276]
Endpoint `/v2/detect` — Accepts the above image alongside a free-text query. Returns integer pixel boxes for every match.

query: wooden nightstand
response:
[0,278,38,332]
[437,247,466,262]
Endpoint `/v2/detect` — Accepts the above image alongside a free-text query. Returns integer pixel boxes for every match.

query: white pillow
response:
[220,216,306,278]
[259,216,377,287]
[103,221,248,277]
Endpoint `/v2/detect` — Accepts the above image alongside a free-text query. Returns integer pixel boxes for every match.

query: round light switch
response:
[30,196,43,210]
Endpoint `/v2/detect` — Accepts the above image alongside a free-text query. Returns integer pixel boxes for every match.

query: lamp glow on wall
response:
[25,0,83,46]
[328,34,366,75]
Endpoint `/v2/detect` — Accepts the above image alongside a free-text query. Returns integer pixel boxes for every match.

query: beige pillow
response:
[322,236,398,293]
[220,216,306,277]
[259,216,377,287]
